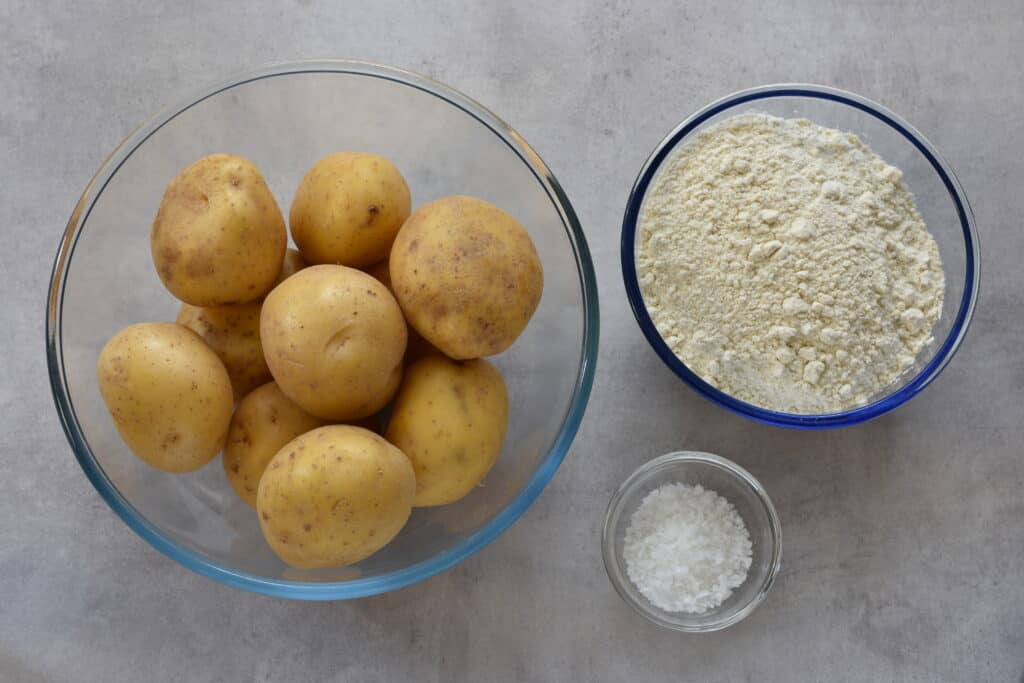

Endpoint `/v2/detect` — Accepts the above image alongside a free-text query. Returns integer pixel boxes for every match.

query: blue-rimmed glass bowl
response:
[47,60,598,599]
[622,84,978,429]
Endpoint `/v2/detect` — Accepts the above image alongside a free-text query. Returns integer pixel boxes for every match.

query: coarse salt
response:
[623,483,752,614]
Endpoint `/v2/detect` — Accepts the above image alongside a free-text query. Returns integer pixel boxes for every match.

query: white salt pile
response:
[623,483,752,614]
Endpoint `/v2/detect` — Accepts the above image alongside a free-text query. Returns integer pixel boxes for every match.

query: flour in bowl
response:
[636,113,945,413]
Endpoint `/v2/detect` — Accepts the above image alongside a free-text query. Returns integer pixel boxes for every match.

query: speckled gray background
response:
[3,1,1023,681]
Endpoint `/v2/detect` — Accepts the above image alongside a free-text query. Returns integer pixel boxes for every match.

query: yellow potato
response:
[365,259,440,364]
[96,322,233,473]
[257,425,415,569]
[176,301,269,399]
[260,265,407,420]
[151,154,286,306]
[390,195,543,359]
[290,152,411,267]
[385,355,509,506]
[223,382,325,507]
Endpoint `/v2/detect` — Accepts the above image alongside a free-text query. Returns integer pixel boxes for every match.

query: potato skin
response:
[290,152,411,268]
[151,154,286,306]
[223,382,326,507]
[260,265,407,421]
[390,195,543,359]
[176,301,269,399]
[96,322,233,473]
[384,355,509,507]
[257,425,415,569]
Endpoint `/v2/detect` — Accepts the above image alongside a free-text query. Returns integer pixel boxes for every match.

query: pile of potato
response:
[97,152,543,569]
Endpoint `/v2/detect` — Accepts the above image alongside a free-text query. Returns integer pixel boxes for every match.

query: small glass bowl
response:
[602,452,782,632]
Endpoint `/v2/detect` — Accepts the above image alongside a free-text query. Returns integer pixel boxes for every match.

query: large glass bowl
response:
[46,60,598,599]
[621,84,979,429]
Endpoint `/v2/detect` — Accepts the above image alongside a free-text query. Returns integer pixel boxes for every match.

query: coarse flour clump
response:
[637,113,945,413]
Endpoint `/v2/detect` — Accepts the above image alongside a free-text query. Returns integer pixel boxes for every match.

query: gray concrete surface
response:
[3,1,1023,681]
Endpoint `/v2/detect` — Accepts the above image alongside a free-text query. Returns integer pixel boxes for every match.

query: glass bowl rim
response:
[620,83,980,429]
[601,451,783,632]
[45,59,600,600]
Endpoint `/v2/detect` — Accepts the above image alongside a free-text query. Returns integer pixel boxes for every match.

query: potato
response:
[390,195,543,359]
[96,322,233,473]
[365,260,440,364]
[151,154,286,306]
[260,265,407,420]
[257,425,415,569]
[176,301,269,399]
[290,152,411,268]
[222,382,325,507]
[385,355,509,506]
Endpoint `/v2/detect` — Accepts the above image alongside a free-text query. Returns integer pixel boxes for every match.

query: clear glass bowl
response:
[602,452,782,632]
[621,84,980,429]
[46,60,599,599]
